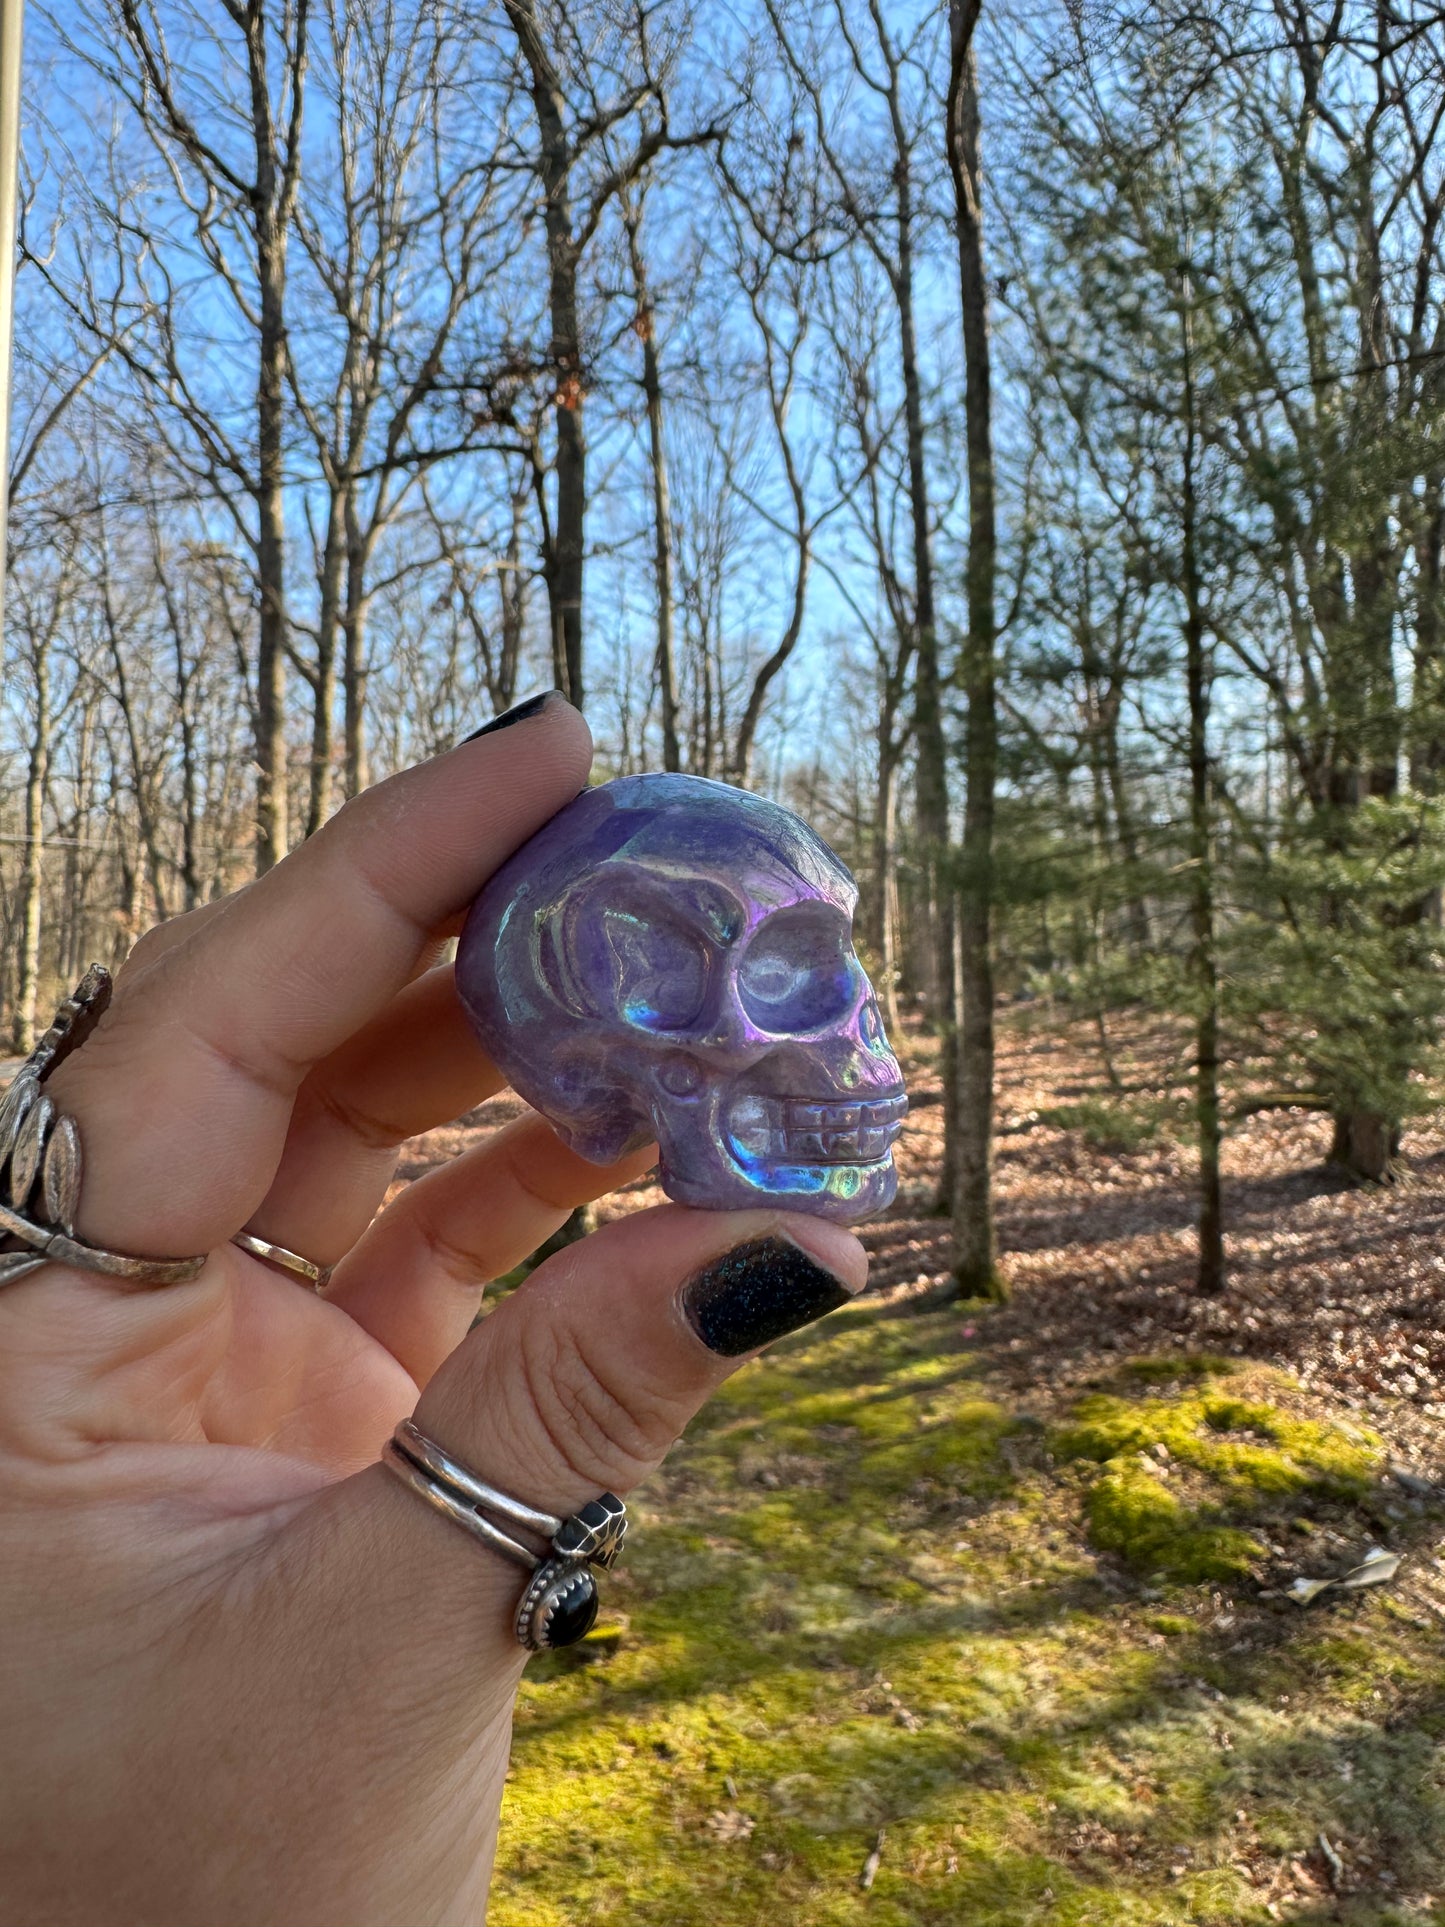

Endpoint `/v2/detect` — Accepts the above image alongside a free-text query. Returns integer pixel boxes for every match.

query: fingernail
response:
[459,691,561,744]
[681,1235,859,1357]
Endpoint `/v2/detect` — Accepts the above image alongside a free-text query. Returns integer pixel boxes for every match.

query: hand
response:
[0,697,867,1927]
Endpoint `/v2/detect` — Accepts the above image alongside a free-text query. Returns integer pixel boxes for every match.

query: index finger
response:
[46,695,589,1258]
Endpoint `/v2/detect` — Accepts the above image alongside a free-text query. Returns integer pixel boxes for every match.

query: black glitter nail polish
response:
[458,691,560,744]
[681,1236,855,1357]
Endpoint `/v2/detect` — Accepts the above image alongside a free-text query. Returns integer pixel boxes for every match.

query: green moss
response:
[1051,1381,1382,1580]
[490,1309,1431,1927]
[1119,1354,1237,1384]
[1144,1612,1194,1636]
[1055,1389,1378,1491]
[1087,1460,1263,1581]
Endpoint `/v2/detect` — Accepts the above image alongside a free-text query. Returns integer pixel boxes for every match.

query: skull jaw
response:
[646,1056,906,1226]
[655,1135,899,1225]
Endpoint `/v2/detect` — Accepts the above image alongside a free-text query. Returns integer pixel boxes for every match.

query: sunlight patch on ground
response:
[491,1298,1445,1925]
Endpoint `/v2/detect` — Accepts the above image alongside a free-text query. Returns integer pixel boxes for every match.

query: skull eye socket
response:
[739,911,855,1033]
[601,909,710,1032]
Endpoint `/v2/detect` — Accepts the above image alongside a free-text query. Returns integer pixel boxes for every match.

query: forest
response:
[8,0,1445,1304]
[5,5,1445,1919]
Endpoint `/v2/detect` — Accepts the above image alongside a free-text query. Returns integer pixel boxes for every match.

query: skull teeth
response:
[785,1095,907,1133]
[728,1092,907,1166]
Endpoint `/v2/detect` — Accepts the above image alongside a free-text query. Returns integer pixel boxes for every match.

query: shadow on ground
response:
[492,1287,1445,1927]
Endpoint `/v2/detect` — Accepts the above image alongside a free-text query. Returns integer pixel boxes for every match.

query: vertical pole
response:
[0,0,24,628]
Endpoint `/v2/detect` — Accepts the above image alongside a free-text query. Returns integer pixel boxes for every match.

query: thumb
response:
[294,1202,866,1706]
[138,1208,869,1927]
[414,1201,868,1522]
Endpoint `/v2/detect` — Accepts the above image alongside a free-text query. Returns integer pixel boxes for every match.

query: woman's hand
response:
[0,697,867,1927]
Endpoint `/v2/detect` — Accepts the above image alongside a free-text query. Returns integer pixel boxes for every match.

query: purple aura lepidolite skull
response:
[456,772,907,1223]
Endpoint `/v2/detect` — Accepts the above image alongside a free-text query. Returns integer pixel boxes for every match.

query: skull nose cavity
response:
[727,1090,907,1167]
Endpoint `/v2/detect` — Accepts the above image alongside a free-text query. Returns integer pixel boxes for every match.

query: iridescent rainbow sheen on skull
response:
[456,773,907,1223]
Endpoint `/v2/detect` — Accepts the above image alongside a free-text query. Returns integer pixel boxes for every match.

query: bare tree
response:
[816,250,923,1021]
[947,0,1001,1295]
[419,466,534,720]
[719,236,836,786]
[5,513,81,1048]
[498,0,720,713]
[41,0,311,871]
[620,179,680,771]
[1176,256,1225,1293]
[10,578,55,1051]
[288,0,533,826]
[758,0,959,1196]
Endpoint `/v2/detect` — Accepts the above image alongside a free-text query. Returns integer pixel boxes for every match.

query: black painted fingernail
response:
[682,1236,857,1357]
[459,691,561,744]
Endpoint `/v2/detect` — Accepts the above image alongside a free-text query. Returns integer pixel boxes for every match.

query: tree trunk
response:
[307,485,345,836]
[892,120,955,1211]
[152,512,204,911]
[177,674,203,914]
[730,544,808,788]
[1179,269,1225,1295]
[253,239,291,869]
[1101,681,1150,954]
[1410,471,1444,800]
[95,526,170,925]
[624,195,679,772]
[341,488,376,797]
[497,478,527,712]
[502,0,586,712]
[1327,1112,1398,1182]
[501,0,593,1257]
[13,637,49,1054]
[1321,173,1405,1175]
[552,342,586,712]
[698,613,716,778]
[947,0,1001,1298]
[727,271,814,789]
[246,1,307,870]
[870,719,903,1034]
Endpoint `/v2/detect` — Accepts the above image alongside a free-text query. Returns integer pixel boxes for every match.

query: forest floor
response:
[420,1006,1445,1926]
[15,1003,1441,1922]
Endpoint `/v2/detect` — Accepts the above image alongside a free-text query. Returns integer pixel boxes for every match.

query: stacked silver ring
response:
[0,966,206,1289]
[384,1417,627,1650]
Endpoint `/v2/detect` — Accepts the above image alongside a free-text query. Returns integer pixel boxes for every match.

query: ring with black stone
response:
[514,1558,600,1651]
[383,1418,627,1652]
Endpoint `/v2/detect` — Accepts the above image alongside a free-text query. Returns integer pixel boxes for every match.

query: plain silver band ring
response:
[382,1442,540,1569]
[393,1415,562,1541]
[230,1231,332,1289]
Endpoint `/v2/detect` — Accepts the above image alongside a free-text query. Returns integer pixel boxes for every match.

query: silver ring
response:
[383,1444,540,1570]
[230,1231,332,1289]
[383,1417,628,1650]
[0,966,207,1290]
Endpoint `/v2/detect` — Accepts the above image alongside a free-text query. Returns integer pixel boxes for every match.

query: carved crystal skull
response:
[456,773,907,1223]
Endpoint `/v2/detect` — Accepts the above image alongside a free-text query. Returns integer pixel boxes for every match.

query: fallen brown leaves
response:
[413,1004,1445,1469]
[861,1012,1445,1469]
